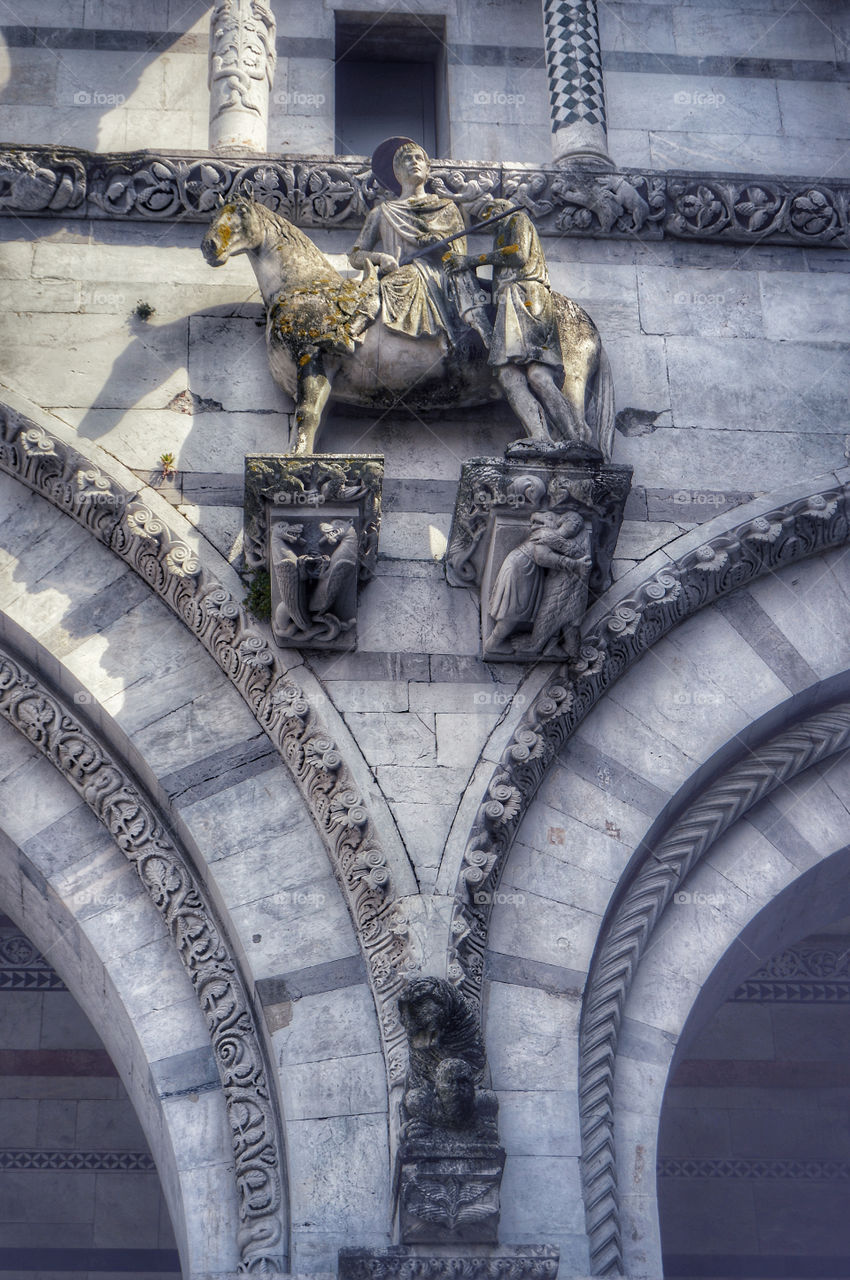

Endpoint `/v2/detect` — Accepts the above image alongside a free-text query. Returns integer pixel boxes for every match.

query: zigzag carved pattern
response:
[579,706,850,1275]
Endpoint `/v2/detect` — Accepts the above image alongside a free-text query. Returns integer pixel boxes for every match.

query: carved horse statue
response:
[201,197,615,457]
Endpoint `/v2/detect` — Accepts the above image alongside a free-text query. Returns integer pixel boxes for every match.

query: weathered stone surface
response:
[244,453,383,651]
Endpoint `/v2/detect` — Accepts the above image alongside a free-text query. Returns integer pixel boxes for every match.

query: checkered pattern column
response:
[542,0,612,168]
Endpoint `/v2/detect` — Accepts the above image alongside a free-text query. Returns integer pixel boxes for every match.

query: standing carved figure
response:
[448,198,595,447]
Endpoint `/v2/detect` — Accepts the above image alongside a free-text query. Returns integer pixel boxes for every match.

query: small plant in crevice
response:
[135,300,155,321]
[158,452,177,481]
[243,569,271,621]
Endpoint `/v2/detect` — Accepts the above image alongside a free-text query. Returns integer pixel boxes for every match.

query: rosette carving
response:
[0,146,845,248]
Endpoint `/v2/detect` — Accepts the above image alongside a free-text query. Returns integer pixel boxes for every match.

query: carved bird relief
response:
[310,520,358,620]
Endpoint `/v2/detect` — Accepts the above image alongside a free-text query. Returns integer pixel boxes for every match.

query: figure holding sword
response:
[446,197,582,443]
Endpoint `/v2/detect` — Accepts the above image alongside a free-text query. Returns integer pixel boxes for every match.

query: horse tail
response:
[590,344,616,461]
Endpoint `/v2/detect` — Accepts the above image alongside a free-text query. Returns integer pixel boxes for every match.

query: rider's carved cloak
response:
[355,195,483,340]
[489,210,562,369]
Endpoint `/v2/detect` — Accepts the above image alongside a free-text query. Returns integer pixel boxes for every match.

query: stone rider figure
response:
[348,136,492,350]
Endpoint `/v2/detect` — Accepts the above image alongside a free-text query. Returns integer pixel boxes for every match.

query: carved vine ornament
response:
[0,403,413,1087]
[0,145,846,248]
[0,643,286,1273]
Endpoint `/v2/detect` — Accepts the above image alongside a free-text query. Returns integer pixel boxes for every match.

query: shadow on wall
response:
[0,17,204,153]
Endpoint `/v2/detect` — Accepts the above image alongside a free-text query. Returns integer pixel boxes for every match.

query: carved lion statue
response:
[397,977,497,1141]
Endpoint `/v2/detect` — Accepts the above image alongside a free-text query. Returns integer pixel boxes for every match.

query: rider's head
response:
[482,197,515,223]
[392,142,429,186]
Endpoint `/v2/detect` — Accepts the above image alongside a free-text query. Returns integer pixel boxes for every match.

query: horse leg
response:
[291,354,332,454]
[497,364,549,440]
[527,362,591,445]
[557,338,599,446]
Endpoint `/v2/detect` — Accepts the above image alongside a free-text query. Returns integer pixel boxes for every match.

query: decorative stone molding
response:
[0,401,412,1089]
[658,1158,850,1182]
[580,702,850,1275]
[731,941,850,1002]
[338,1245,560,1279]
[447,480,850,1008]
[0,933,67,990]
[208,0,277,155]
[0,1150,157,1173]
[244,455,383,651]
[0,146,846,249]
[0,644,287,1272]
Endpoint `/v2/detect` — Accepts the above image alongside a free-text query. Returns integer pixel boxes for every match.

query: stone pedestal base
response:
[243,454,383,650]
[395,1144,506,1245]
[446,454,631,662]
[339,1244,559,1279]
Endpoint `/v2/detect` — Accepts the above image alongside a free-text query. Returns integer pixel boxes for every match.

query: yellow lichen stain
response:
[478,254,487,263]
[218,222,232,252]
[298,353,312,367]
[504,243,520,254]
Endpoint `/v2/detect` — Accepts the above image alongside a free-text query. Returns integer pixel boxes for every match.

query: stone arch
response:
[0,384,417,1092]
[0,454,397,1269]
[610,748,850,1278]
[0,638,289,1271]
[0,717,240,1274]
[472,535,850,1274]
[446,470,850,999]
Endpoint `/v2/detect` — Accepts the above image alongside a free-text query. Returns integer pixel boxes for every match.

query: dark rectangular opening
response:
[334,12,447,158]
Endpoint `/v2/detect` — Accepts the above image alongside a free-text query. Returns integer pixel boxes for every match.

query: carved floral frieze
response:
[0,145,846,248]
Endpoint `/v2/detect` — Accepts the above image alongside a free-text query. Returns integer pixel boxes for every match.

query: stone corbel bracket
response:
[0,145,846,249]
[446,456,632,661]
[244,454,383,652]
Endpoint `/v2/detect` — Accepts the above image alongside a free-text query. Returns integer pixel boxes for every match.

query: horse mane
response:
[247,200,338,275]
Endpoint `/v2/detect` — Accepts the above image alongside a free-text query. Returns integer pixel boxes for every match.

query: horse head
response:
[201,195,267,267]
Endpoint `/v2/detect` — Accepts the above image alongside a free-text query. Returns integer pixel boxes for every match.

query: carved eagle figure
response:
[271,521,313,635]
[310,520,358,618]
